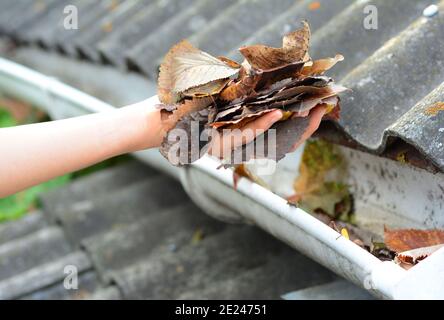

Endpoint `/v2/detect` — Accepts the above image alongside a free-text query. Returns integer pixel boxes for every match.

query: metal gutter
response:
[3,56,444,299]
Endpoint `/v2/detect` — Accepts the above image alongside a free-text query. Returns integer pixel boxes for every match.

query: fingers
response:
[209,109,283,158]
[209,105,326,159]
[289,105,326,152]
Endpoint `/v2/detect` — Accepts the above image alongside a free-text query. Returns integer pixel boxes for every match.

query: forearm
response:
[0,101,162,197]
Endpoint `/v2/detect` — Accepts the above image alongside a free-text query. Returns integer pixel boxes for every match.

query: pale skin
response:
[0,98,325,198]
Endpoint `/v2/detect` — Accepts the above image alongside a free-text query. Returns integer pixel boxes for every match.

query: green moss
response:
[0,108,17,127]
[0,174,71,222]
[302,139,343,179]
[297,139,355,223]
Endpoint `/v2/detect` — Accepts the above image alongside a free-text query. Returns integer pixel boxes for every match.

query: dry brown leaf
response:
[384,227,444,253]
[301,54,344,76]
[158,40,239,104]
[161,97,213,131]
[217,56,241,69]
[238,22,310,71]
[210,108,277,129]
[182,78,230,98]
[233,164,267,190]
[396,244,444,268]
[157,22,346,166]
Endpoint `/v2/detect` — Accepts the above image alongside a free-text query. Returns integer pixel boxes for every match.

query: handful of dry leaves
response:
[157,22,347,165]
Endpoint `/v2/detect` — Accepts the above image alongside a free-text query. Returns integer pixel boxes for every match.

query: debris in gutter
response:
[384,227,444,269]
[191,228,205,245]
[232,163,267,190]
[395,244,444,269]
[156,21,347,165]
[289,139,354,222]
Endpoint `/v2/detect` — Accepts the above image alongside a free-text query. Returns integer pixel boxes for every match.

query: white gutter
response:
[3,56,444,299]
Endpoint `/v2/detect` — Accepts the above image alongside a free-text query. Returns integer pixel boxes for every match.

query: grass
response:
[0,106,129,222]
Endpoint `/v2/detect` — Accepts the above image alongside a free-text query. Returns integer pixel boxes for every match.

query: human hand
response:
[208,105,327,159]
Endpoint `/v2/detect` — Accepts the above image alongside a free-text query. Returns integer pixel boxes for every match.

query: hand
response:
[208,105,327,159]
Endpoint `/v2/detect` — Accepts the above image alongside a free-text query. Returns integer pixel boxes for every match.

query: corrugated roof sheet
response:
[0,0,443,172]
[0,161,337,299]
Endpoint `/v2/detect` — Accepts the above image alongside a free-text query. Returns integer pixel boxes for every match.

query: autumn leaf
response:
[232,164,267,190]
[157,21,346,166]
[158,40,240,104]
[384,227,444,252]
[238,21,310,71]
[396,244,444,268]
[182,78,230,98]
[160,96,214,131]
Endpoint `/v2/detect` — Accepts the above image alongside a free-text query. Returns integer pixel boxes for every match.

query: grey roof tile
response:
[20,270,100,300]
[308,0,433,80]
[188,0,297,56]
[1,0,444,172]
[176,248,335,299]
[87,285,121,300]
[17,0,79,46]
[0,251,91,299]
[0,0,59,38]
[111,224,331,299]
[126,0,238,75]
[54,0,126,56]
[0,210,47,245]
[387,82,444,170]
[0,1,32,33]
[74,0,148,62]
[338,8,444,169]
[282,279,375,300]
[0,162,338,299]
[41,160,158,222]
[83,202,226,283]
[227,0,352,61]
[0,226,72,281]
[98,0,195,67]
[51,175,190,245]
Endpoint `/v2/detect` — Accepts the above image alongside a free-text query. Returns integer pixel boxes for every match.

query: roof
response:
[0,160,344,299]
[1,0,444,173]
[0,0,443,172]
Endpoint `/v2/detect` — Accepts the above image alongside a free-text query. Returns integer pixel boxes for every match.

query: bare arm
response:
[0,98,325,198]
[0,100,162,198]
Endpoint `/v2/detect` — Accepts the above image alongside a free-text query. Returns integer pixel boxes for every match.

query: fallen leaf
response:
[157,21,346,165]
[232,163,267,190]
[238,21,310,71]
[396,244,444,268]
[384,227,444,252]
[158,40,239,104]
[182,78,230,98]
[301,54,344,76]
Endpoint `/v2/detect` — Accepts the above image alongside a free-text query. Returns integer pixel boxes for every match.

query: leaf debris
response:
[157,22,347,165]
